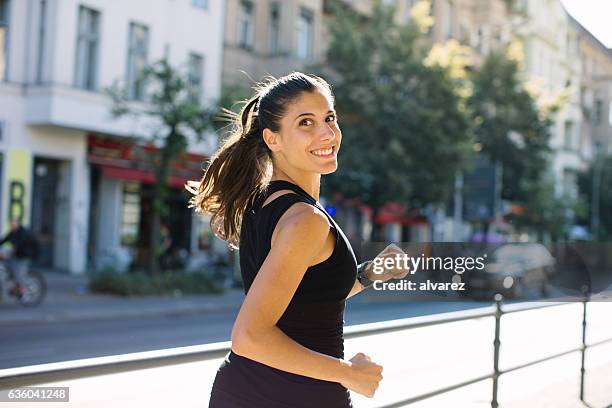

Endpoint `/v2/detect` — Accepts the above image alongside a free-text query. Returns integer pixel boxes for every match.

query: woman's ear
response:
[263,128,281,152]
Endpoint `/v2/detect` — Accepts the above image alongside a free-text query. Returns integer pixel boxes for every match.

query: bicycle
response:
[0,253,47,307]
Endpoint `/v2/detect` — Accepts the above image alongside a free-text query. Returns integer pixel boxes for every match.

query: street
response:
[1,302,610,407]
[1,300,489,369]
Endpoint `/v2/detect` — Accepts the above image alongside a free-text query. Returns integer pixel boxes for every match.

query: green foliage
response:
[466,49,577,240]
[106,58,218,273]
[315,0,473,212]
[510,174,576,241]
[89,270,224,296]
[468,50,554,204]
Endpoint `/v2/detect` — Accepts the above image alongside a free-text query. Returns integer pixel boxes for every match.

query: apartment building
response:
[573,16,612,158]
[222,0,326,88]
[0,0,224,274]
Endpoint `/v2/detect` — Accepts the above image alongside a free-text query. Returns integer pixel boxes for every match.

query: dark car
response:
[464,243,556,300]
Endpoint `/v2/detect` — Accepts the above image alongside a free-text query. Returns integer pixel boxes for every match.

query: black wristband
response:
[356,260,375,288]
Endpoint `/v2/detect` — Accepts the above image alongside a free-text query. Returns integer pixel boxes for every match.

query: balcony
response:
[24,83,156,138]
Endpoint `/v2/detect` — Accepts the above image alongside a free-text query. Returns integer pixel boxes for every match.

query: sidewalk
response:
[0,271,245,326]
[4,270,604,327]
[0,270,452,326]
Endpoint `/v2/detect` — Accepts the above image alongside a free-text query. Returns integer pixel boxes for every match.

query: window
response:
[121,182,141,246]
[237,1,254,49]
[74,6,100,90]
[403,0,415,22]
[563,120,574,150]
[0,0,10,81]
[594,99,603,125]
[126,22,149,101]
[269,2,281,54]
[562,169,577,199]
[444,0,453,40]
[476,26,489,54]
[187,52,204,102]
[192,0,208,9]
[36,0,46,83]
[296,7,313,60]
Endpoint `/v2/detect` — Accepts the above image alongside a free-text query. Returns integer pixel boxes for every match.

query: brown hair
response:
[186,72,334,249]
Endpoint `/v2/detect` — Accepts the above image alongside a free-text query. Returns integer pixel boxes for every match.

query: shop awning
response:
[101,166,195,188]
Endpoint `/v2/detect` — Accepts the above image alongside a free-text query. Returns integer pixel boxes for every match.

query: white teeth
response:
[311,147,333,156]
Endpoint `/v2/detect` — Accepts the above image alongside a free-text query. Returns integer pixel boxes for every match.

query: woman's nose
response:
[319,123,335,141]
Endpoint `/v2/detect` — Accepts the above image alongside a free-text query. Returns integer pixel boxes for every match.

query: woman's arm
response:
[230,202,351,383]
[346,261,374,299]
[346,278,366,299]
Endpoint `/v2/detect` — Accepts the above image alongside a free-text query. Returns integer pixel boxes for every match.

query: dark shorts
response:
[208,350,353,408]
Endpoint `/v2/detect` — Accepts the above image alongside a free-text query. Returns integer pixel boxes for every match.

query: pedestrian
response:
[0,218,39,297]
[187,72,407,407]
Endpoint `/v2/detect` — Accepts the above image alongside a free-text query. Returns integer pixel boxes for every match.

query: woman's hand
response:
[341,353,383,398]
[366,243,410,283]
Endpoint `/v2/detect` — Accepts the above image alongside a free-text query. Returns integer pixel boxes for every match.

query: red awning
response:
[101,166,193,188]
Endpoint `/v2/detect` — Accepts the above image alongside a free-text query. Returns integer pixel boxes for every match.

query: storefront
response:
[86,134,217,271]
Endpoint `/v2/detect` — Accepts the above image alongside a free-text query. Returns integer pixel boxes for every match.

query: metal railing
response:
[0,291,610,408]
[377,290,612,408]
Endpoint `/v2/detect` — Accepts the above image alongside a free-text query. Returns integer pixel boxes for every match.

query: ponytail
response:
[186,94,272,249]
[186,72,334,249]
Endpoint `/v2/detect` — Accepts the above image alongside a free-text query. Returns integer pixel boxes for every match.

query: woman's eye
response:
[300,119,313,126]
[326,115,337,123]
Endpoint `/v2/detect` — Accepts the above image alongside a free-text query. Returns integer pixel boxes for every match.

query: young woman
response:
[187,72,407,407]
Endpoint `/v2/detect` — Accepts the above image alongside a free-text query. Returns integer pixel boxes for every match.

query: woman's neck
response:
[270,170,321,202]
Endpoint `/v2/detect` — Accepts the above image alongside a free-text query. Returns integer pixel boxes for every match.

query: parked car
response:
[464,243,556,300]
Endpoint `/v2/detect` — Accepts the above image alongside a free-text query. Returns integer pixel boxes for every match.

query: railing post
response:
[579,285,590,402]
[491,293,503,408]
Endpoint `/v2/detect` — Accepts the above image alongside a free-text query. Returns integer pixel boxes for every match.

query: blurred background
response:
[0,2,611,406]
[0,0,610,282]
[0,0,612,402]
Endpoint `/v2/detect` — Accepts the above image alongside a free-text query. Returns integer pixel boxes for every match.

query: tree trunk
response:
[149,205,161,275]
[148,134,175,275]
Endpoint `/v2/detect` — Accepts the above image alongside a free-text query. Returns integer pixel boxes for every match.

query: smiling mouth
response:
[310,145,336,158]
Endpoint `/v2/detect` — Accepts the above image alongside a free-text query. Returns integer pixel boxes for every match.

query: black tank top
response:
[208,180,357,407]
[241,180,357,299]
[239,179,357,355]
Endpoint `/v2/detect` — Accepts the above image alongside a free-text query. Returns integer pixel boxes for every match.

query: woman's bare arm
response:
[230,202,351,384]
[346,278,366,299]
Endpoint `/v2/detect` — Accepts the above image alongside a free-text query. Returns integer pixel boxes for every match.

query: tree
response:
[468,48,557,204]
[316,0,473,240]
[107,58,217,274]
[466,45,575,240]
[510,174,577,241]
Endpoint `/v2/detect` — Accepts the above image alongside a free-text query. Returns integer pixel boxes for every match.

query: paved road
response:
[0,301,490,369]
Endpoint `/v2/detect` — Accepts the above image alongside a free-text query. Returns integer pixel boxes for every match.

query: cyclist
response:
[0,218,39,298]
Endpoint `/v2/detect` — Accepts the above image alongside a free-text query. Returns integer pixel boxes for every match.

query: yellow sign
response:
[5,149,32,230]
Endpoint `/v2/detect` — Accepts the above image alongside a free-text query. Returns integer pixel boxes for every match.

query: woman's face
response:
[266,90,342,175]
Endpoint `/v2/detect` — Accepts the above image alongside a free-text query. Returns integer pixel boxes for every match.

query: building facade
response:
[222,0,326,88]
[573,16,612,159]
[0,0,224,274]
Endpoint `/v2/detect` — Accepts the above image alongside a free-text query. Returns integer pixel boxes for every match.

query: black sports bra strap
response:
[264,180,317,206]
[262,180,340,233]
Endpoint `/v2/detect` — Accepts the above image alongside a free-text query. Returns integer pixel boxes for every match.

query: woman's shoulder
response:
[270,200,331,248]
